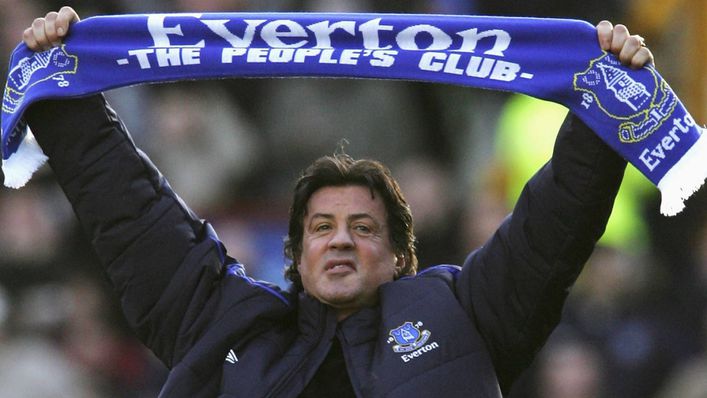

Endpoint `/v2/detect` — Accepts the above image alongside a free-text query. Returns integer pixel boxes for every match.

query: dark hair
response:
[284,152,418,290]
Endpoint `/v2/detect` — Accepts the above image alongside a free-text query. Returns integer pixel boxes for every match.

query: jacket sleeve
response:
[24,95,287,368]
[454,113,627,392]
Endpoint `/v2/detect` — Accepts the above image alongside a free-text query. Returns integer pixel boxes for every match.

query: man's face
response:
[298,185,400,319]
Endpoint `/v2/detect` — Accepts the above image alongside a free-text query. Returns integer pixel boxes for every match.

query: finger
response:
[44,12,60,46]
[56,6,80,37]
[610,24,630,54]
[635,35,646,47]
[619,35,643,66]
[31,17,51,51]
[596,20,613,51]
[630,47,654,69]
[22,27,40,51]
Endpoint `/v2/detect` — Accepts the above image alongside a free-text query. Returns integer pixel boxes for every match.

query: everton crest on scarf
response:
[2,13,706,215]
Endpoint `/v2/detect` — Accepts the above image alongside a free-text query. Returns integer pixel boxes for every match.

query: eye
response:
[353,224,372,234]
[314,223,332,232]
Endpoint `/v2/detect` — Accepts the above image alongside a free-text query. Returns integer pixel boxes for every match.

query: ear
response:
[394,254,405,278]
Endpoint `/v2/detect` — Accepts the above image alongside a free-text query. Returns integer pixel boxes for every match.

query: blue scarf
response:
[2,13,705,215]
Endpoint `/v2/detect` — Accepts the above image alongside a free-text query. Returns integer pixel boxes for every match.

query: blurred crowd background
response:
[0,0,706,397]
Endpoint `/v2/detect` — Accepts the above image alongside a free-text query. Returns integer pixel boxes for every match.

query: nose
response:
[328,225,354,250]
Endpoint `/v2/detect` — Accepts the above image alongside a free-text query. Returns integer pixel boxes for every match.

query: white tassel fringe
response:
[658,127,707,216]
[2,127,48,189]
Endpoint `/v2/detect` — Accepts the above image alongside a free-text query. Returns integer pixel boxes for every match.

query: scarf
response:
[2,13,705,215]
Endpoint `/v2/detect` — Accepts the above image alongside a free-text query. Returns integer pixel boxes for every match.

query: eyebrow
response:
[348,213,377,223]
[308,213,379,223]
[308,213,334,221]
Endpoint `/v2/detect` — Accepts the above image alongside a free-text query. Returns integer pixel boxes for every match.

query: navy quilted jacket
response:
[26,94,625,397]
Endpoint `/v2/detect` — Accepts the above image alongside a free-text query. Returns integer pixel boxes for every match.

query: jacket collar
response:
[297,292,338,341]
[296,291,382,346]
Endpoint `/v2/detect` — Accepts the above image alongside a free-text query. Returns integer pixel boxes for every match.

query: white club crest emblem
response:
[387,321,431,353]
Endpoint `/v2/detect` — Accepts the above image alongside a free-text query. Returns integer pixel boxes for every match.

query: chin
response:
[321,291,359,307]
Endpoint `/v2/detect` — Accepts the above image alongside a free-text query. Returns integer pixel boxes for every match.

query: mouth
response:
[324,259,356,272]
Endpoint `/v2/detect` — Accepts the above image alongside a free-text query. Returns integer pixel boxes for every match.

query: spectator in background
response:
[654,194,707,398]
[143,83,261,214]
[394,156,463,267]
[535,335,606,398]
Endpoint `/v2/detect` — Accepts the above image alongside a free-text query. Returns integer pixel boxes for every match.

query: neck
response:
[336,308,357,322]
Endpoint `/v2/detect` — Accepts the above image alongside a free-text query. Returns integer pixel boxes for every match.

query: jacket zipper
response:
[337,328,364,398]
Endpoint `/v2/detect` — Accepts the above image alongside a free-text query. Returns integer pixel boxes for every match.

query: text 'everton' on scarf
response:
[2,13,705,215]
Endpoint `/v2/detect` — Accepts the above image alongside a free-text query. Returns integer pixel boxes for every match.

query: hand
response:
[23,6,80,52]
[596,20,654,69]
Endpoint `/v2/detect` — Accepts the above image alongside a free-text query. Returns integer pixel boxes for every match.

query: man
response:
[20,6,652,397]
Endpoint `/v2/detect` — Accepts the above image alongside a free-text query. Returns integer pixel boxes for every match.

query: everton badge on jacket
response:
[387,321,440,362]
[389,321,429,353]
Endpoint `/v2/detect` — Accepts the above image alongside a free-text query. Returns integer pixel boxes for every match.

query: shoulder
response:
[396,264,462,287]
[413,264,461,277]
[378,264,464,314]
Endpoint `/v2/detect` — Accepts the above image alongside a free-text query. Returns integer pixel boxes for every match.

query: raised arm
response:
[21,8,288,368]
[455,21,652,392]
